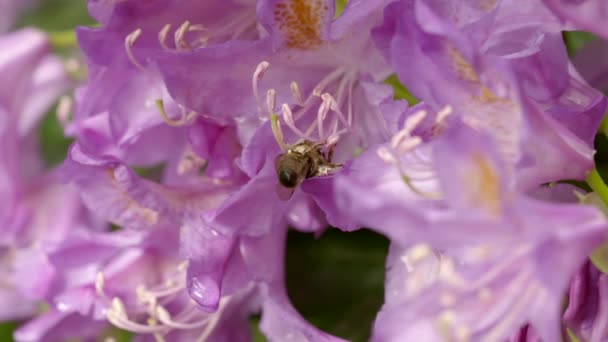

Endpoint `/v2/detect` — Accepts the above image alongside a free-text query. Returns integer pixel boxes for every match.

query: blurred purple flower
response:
[564,262,608,342]
[543,0,608,40]
[372,0,606,187]
[0,0,36,33]
[369,122,608,341]
[0,28,74,322]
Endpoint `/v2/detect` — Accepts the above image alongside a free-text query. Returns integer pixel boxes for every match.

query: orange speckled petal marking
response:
[260,0,334,50]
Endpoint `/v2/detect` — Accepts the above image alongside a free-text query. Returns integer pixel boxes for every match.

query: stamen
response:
[252,61,270,114]
[178,147,208,175]
[281,104,307,139]
[377,146,397,164]
[290,81,304,105]
[56,95,72,128]
[124,28,145,71]
[379,140,441,199]
[436,105,453,124]
[317,96,331,139]
[159,24,172,50]
[266,89,277,114]
[270,114,288,150]
[156,99,197,127]
[107,297,168,334]
[395,136,422,153]
[403,110,428,134]
[402,174,441,199]
[326,133,339,147]
[155,306,211,329]
[95,272,106,297]
[174,21,192,51]
[321,93,350,128]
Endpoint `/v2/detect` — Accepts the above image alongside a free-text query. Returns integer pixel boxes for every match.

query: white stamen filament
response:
[321,93,350,128]
[155,306,211,329]
[159,21,208,52]
[403,110,428,134]
[252,63,358,152]
[290,81,304,105]
[482,281,538,342]
[156,99,197,127]
[377,146,397,164]
[104,260,237,339]
[252,61,270,115]
[316,96,331,139]
[281,104,307,139]
[266,89,277,114]
[56,95,72,128]
[436,105,453,124]
[174,21,192,50]
[396,136,422,154]
[159,24,172,50]
[125,28,145,71]
[95,272,106,298]
[106,297,168,334]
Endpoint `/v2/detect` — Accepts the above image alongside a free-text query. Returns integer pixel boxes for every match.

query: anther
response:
[436,105,452,124]
[56,95,72,128]
[290,81,304,105]
[252,61,270,114]
[159,24,172,50]
[403,110,428,134]
[377,146,397,164]
[95,272,106,297]
[175,21,192,50]
[125,28,145,71]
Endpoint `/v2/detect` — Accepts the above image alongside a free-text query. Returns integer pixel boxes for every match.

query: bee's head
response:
[278,166,301,188]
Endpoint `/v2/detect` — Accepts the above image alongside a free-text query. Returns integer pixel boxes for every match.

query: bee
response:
[275,140,340,198]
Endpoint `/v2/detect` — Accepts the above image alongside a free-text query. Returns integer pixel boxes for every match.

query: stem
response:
[48,30,78,50]
[586,168,608,207]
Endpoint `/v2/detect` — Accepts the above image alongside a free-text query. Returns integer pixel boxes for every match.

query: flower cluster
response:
[3,0,608,341]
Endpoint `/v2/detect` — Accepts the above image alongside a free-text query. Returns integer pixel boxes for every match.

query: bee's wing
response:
[275,183,295,201]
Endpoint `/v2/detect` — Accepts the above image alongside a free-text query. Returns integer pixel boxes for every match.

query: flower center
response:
[252,61,357,151]
[273,0,330,49]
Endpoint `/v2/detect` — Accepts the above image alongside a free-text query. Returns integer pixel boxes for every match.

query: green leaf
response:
[286,229,388,342]
[18,0,94,31]
[0,322,17,342]
[39,106,73,168]
[563,31,597,57]
[98,328,133,342]
[384,74,420,105]
[250,315,268,342]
